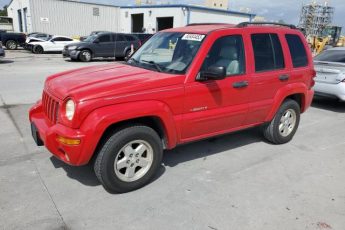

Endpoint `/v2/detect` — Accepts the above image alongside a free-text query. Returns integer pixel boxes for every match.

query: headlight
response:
[65,99,75,120]
[68,46,77,50]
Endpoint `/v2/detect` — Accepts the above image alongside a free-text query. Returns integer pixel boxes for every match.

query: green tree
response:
[0,5,8,16]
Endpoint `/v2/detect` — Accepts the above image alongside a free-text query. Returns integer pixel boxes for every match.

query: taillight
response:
[310,69,316,89]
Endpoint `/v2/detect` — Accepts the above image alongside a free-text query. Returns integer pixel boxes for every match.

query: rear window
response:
[314,50,345,63]
[251,33,285,72]
[285,34,308,68]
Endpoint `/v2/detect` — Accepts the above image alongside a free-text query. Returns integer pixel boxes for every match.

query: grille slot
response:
[42,91,59,123]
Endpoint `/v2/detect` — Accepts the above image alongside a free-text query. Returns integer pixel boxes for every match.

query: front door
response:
[181,34,250,141]
[94,34,114,57]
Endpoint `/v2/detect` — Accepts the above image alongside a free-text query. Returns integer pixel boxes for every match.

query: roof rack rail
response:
[236,22,297,29]
[187,23,231,26]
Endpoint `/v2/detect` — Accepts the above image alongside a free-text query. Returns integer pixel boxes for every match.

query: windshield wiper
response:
[141,60,163,72]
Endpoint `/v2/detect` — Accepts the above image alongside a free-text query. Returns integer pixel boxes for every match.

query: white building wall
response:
[189,9,251,24]
[7,0,32,33]
[121,6,252,34]
[120,7,186,34]
[8,0,121,36]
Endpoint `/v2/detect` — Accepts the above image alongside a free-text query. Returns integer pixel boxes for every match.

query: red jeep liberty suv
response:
[29,22,315,193]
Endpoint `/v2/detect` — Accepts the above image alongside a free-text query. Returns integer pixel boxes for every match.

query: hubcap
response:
[83,51,91,61]
[114,140,153,182]
[9,42,15,49]
[279,109,297,137]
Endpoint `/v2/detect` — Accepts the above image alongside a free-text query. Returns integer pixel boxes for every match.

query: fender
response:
[265,82,308,122]
[77,100,178,164]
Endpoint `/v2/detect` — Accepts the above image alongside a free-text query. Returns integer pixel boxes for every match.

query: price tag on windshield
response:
[182,34,205,42]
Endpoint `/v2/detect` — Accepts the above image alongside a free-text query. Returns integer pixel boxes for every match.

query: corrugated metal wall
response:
[29,0,120,36]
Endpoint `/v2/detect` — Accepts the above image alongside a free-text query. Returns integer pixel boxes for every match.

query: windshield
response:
[83,35,98,43]
[127,32,206,74]
[315,50,345,63]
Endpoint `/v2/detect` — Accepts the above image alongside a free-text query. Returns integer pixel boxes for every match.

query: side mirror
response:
[93,39,99,44]
[198,66,226,81]
[51,40,55,43]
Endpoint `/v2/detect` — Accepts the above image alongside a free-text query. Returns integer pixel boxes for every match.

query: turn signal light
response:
[57,136,81,145]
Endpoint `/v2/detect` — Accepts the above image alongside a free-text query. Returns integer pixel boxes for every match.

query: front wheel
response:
[79,50,92,62]
[263,99,300,144]
[94,125,163,193]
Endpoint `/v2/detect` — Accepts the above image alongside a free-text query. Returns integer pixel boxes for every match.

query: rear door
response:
[244,32,290,125]
[182,32,250,141]
[114,34,127,57]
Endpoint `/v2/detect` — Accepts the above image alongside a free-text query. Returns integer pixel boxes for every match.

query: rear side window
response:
[314,50,345,63]
[114,34,125,42]
[251,34,285,72]
[285,34,308,68]
[125,35,136,41]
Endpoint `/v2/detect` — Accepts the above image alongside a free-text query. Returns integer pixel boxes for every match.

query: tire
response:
[125,49,131,60]
[263,99,300,144]
[34,46,44,54]
[94,125,163,193]
[6,40,17,50]
[79,50,92,62]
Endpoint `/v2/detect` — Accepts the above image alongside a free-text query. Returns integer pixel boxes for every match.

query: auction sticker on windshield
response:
[181,34,205,42]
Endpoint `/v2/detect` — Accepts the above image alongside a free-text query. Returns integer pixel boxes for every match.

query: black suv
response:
[63,32,140,62]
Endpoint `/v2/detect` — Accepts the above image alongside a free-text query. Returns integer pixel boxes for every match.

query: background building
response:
[298,1,334,36]
[7,0,121,36]
[205,0,228,10]
[7,0,255,36]
[120,4,255,34]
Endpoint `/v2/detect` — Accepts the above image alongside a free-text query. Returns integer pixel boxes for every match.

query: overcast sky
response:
[1,0,344,29]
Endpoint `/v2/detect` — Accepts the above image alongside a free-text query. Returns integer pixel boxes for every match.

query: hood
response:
[65,41,89,47]
[27,37,46,43]
[46,63,184,102]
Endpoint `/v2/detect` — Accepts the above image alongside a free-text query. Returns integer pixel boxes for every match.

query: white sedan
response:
[314,47,345,101]
[31,36,77,54]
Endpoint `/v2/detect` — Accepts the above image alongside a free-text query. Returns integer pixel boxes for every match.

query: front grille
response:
[42,91,59,123]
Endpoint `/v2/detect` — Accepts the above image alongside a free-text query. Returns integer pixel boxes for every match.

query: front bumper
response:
[314,81,345,101]
[62,49,80,59]
[29,101,90,166]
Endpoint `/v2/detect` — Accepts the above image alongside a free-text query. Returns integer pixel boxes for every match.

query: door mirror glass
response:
[199,66,226,81]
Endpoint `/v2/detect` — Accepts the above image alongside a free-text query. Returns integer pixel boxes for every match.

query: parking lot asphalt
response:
[1,50,345,230]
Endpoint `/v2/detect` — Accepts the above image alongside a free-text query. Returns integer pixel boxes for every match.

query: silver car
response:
[314,47,345,101]
[0,42,5,59]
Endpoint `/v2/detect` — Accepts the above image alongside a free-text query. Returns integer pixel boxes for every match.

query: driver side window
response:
[201,35,245,76]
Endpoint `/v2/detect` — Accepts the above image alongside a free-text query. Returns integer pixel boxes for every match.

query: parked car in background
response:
[0,42,5,60]
[0,30,26,50]
[131,33,153,44]
[63,32,140,62]
[31,36,76,54]
[30,23,315,193]
[80,31,110,41]
[25,33,52,50]
[314,47,345,101]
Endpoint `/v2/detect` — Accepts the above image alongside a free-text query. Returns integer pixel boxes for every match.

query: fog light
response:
[57,136,81,145]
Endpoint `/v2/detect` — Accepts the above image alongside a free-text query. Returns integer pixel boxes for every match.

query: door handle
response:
[279,74,290,81]
[232,81,249,88]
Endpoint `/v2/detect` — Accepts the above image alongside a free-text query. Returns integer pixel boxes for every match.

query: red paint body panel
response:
[29,25,315,166]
